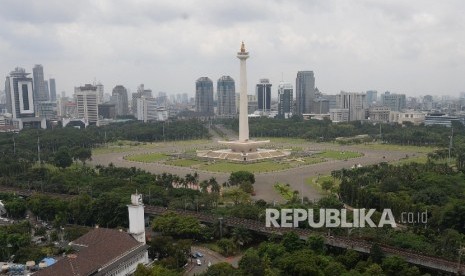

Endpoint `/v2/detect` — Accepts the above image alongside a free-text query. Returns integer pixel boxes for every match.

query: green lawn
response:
[355,143,436,153]
[306,174,340,194]
[314,150,363,160]
[203,161,291,173]
[164,159,206,167]
[392,155,435,165]
[125,153,168,162]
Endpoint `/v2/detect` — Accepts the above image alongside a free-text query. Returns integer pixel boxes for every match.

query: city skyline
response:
[0,1,464,97]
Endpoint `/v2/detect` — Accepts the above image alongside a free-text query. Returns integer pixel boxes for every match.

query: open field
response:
[314,150,363,160]
[92,137,434,203]
[125,153,168,162]
[165,159,205,167]
[353,143,436,153]
[120,149,364,173]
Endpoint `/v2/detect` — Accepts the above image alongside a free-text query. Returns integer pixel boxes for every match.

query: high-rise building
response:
[278,82,293,118]
[366,90,378,106]
[295,71,315,114]
[44,80,49,99]
[381,91,406,112]
[96,83,104,104]
[131,84,152,115]
[335,91,367,121]
[5,67,46,129]
[112,85,129,116]
[217,76,236,117]
[195,77,214,115]
[256,79,272,114]
[74,84,99,126]
[5,67,35,119]
[32,64,49,102]
[136,97,168,122]
[49,78,57,102]
[313,98,330,114]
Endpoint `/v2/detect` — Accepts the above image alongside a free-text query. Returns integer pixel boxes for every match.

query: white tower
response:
[128,193,146,244]
[237,41,250,142]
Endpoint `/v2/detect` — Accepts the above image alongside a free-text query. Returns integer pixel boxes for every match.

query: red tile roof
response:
[34,228,142,276]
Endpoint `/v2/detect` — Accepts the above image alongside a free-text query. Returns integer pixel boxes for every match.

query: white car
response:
[196,259,202,266]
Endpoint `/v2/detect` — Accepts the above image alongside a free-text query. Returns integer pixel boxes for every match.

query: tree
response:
[381,256,421,276]
[307,234,326,254]
[370,243,384,264]
[228,171,255,186]
[321,180,334,192]
[239,248,265,275]
[217,238,236,256]
[222,187,251,205]
[203,262,238,276]
[239,181,254,194]
[231,227,252,247]
[72,147,92,164]
[152,212,202,238]
[209,177,220,194]
[281,232,305,252]
[53,147,73,168]
[134,263,179,276]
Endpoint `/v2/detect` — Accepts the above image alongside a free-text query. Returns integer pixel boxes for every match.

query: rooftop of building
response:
[34,227,145,276]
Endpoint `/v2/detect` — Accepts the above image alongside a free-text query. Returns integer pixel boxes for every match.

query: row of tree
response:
[219,117,462,146]
[0,119,209,162]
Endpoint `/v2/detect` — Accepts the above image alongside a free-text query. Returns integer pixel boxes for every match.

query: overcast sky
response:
[1,0,464,98]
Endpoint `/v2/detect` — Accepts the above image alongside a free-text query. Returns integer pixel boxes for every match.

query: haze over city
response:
[1,0,464,97]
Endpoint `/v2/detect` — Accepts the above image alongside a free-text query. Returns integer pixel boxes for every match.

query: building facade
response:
[390,110,426,125]
[35,194,149,276]
[278,82,293,118]
[96,83,104,104]
[49,78,57,102]
[368,106,390,123]
[217,76,236,117]
[336,91,367,121]
[75,84,99,126]
[32,64,49,102]
[295,71,315,114]
[381,91,406,112]
[5,67,46,129]
[136,97,168,122]
[365,90,378,106]
[256,79,272,114]
[312,98,330,114]
[195,77,214,115]
[112,85,129,116]
[329,108,350,122]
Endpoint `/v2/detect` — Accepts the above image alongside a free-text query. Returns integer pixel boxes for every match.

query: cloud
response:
[0,0,464,96]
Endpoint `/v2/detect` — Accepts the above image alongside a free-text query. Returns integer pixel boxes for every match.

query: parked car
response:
[196,259,202,266]
[195,251,204,258]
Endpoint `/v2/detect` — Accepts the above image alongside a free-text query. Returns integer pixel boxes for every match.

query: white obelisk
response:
[237,42,249,142]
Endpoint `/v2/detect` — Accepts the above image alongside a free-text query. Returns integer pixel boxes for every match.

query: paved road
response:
[185,246,241,275]
[91,139,418,203]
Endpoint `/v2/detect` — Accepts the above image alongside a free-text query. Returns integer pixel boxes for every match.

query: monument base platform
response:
[197,140,290,162]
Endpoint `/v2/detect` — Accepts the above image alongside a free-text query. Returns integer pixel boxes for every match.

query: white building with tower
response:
[128,193,146,244]
[35,193,149,276]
